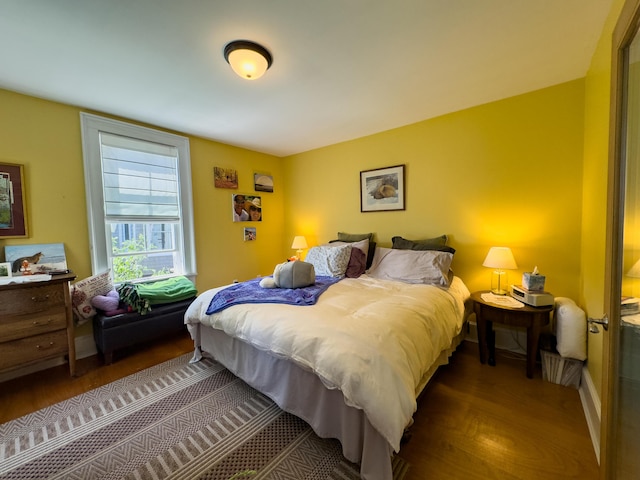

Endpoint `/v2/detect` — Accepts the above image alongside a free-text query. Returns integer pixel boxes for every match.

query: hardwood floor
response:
[0,332,196,423]
[400,341,599,479]
[0,335,599,479]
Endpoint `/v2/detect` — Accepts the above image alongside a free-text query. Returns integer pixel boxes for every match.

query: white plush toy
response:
[259,261,315,289]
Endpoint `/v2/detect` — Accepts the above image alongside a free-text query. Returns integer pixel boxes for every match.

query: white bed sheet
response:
[185,274,470,453]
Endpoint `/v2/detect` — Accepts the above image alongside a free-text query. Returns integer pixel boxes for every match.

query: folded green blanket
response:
[118,276,197,315]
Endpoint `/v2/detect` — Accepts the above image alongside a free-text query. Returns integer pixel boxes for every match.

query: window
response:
[80,113,196,283]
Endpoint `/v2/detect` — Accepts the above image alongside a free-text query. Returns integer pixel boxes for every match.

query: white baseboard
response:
[0,334,97,383]
[465,321,527,354]
[579,365,601,464]
[76,334,99,359]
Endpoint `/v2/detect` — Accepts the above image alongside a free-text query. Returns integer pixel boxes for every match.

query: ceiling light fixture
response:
[224,40,272,80]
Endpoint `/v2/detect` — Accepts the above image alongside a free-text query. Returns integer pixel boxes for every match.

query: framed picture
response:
[0,162,28,238]
[232,194,262,222]
[0,262,11,277]
[244,227,256,241]
[4,243,68,275]
[254,173,274,193]
[214,167,238,189]
[360,164,405,212]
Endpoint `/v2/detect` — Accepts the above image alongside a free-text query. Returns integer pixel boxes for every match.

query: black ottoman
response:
[93,297,195,364]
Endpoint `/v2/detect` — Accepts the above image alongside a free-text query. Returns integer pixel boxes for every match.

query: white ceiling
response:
[0,0,612,157]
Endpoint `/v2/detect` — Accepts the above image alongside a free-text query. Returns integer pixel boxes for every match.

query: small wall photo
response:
[244,227,256,241]
[254,174,273,193]
[214,167,238,189]
[232,194,262,222]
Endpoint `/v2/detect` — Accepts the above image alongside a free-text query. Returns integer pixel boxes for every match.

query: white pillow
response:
[326,238,369,263]
[366,247,453,286]
[71,271,114,320]
[305,244,352,277]
[554,297,587,361]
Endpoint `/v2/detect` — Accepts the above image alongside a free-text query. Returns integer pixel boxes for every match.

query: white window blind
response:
[80,113,196,283]
[100,133,180,219]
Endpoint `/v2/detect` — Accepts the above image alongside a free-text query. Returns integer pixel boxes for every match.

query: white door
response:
[602,1,640,477]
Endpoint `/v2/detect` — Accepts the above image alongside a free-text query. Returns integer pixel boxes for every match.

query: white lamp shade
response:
[628,259,640,278]
[227,48,269,80]
[291,236,308,250]
[483,247,517,270]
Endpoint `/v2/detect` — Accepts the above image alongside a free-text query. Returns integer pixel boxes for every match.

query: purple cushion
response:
[345,247,366,278]
[91,289,120,312]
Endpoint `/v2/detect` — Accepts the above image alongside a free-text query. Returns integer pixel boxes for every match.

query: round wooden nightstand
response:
[470,290,553,378]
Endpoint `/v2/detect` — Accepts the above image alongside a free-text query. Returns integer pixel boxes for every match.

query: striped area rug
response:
[0,353,409,479]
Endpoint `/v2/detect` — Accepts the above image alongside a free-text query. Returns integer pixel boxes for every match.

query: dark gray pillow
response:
[392,235,455,253]
[337,232,373,242]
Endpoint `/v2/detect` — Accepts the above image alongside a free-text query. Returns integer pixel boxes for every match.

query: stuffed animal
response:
[259,261,315,289]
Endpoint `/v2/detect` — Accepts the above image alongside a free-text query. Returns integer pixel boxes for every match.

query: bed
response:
[185,242,471,480]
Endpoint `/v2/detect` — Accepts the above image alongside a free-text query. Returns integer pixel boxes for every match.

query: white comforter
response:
[185,274,470,452]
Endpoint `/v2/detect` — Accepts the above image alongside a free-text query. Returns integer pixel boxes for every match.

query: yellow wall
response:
[581,0,626,399]
[0,88,285,301]
[283,80,586,298]
[0,6,623,403]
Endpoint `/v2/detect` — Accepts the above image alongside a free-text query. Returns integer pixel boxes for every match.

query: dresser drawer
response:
[0,309,67,342]
[0,329,69,370]
[0,283,66,316]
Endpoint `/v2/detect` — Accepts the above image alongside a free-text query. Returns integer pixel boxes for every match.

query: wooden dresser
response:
[0,273,76,376]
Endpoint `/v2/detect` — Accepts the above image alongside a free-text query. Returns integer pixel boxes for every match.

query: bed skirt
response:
[189,324,467,480]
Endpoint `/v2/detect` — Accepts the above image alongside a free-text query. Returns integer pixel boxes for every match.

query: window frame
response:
[80,112,196,282]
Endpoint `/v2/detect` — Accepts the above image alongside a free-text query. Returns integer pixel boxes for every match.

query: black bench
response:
[92,297,195,364]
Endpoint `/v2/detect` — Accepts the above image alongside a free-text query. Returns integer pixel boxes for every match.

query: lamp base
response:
[491,270,508,295]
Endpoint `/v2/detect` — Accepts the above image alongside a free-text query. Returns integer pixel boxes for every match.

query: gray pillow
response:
[392,235,455,253]
[337,232,373,242]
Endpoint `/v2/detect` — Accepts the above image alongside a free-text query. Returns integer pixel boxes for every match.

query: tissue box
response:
[523,272,545,291]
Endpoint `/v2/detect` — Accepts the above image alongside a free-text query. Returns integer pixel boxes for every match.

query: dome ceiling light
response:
[224,40,273,80]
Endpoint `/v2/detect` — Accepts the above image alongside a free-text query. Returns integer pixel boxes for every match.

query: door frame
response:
[602,0,640,477]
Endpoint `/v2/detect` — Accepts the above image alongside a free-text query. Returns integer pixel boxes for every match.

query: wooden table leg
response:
[526,315,544,379]
[487,321,496,367]
[475,304,488,364]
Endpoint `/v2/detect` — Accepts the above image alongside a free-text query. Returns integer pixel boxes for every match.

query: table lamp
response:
[483,246,517,295]
[291,236,308,260]
[627,259,640,278]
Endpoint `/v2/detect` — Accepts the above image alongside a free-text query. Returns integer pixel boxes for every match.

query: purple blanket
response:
[206,276,341,315]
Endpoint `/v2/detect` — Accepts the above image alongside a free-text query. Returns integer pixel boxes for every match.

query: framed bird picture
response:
[360,164,405,212]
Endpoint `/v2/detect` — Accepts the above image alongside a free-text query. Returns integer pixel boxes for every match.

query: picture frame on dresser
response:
[4,243,68,275]
[0,162,28,238]
[0,261,11,277]
[360,164,405,212]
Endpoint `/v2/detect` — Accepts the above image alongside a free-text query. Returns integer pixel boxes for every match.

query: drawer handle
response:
[31,294,50,302]
[33,319,53,326]
[36,342,55,350]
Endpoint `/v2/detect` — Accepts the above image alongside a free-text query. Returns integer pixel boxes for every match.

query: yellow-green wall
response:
[581,0,626,399]
[0,88,285,303]
[0,1,624,403]
[283,80,586,299]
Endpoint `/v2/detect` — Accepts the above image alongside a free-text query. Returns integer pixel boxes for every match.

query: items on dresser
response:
[0,273,76,376]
